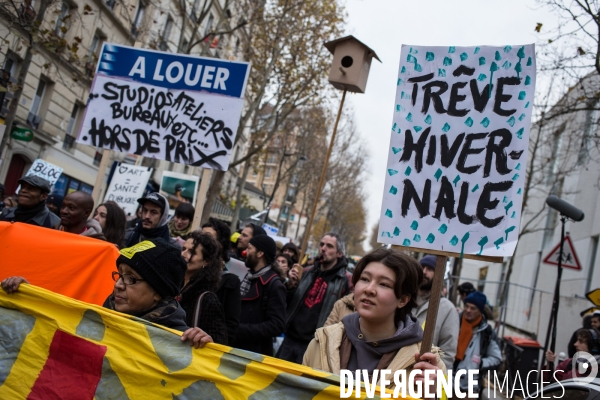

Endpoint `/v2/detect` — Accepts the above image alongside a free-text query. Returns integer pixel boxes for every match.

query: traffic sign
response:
[543,235,582,270]
[587,289,600,307]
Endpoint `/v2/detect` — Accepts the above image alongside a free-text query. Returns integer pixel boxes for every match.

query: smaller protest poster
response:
[24,159,63,190]
[77,44,250,171]
[103,163,152,216]
[160,171,199,212]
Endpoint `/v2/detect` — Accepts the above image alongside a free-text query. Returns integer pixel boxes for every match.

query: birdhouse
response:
[324,35,381,94]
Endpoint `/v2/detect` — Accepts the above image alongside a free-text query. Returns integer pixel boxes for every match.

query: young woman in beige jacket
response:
[303,248,446,393]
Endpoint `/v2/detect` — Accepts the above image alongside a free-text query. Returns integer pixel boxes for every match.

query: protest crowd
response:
[0,174,514,398]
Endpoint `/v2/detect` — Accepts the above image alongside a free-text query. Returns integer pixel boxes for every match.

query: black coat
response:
[178,276,228,345]
[216,271,241,346]
[233,268,286,356]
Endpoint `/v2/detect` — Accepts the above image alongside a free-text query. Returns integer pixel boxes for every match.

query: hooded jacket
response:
[324,293,355,327]
[124,193,174,247]
[285,257,352,339]
[454,316,501,392]
[303,314,446,392]
[413,291,459,370]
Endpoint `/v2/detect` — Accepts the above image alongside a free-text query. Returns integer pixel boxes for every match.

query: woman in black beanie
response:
[1,238,213,348]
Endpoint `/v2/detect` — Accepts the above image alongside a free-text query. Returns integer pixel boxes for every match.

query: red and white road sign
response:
[543,235,582,270]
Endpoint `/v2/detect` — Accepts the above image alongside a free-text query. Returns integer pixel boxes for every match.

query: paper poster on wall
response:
[160,171,199,212]
[76,43,251,171]
[24,159,63,189]
[103,163,153,216]
[379,45,536,257]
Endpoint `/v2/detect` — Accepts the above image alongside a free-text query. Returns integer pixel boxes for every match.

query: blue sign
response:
[97,44,250,98]
[78,43,251,171]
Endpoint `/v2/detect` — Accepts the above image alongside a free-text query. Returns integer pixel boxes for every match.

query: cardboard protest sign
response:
[24,159,63,189]
[103,163,153,216]
[159,171,199,213]
[379,45,536,257]
[77,44,250,171]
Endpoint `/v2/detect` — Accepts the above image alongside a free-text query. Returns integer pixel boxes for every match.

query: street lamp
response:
[262,152,307,225]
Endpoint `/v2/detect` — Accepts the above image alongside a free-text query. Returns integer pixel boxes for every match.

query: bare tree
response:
[200,0,345,224]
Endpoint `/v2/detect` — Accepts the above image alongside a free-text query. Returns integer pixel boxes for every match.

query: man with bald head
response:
[59,191,106,240]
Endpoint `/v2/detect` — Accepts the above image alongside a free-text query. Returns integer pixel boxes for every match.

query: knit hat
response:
[464,291,487,314]
[116,238,186,298]
[420,255,437,269]
[46,194,64,208]
[249,234,277,264]
[458,281,476,295]
[249,223,266,237]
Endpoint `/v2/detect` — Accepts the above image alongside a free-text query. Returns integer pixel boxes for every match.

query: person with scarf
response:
[124,192,174,247]
[302,248,445,394]
[0,176,60,229]
[168,203,194,246]
[454,291,501,396]
[1,238,213,348]
[233,234,286,356]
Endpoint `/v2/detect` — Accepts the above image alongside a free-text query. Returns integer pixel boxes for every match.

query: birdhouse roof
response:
[324,35,381,62]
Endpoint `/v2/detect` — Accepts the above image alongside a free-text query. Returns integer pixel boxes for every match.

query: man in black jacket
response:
[0,176,59,228]
[276,232,353,363]
[233,234,286,356]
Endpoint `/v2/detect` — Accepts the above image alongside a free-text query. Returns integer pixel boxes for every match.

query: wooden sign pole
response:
[191,168,212,231]
[91,42,143,207]
[420,255,448,356]
[392,245,503,356]
[299,89,347,262]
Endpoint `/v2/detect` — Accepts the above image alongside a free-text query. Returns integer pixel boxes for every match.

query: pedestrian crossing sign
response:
[543,235,582,270]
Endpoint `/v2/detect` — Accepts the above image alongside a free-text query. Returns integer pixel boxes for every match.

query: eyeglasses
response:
[111,271,145,286]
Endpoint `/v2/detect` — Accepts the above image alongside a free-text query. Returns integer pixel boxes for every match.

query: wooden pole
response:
[91,42,143,206]
[191,168,212,231]
[420,255,448,356]
[299,89,346,261]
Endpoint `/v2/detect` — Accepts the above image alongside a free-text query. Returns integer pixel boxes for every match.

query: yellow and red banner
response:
[0,284,351,399]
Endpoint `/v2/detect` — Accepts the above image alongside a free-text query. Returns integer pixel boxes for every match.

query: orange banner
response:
[0,222,118,305]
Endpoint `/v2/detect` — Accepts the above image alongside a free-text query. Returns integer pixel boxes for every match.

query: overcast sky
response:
[342,0,557,248]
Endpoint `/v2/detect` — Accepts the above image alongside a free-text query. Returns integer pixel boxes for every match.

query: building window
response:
[66,103,79,135]
[290,214,295,221]
[54,2,71,37]
[131,1,145,37]
[265,167,272,178]
[63,134,75,150]
[204,13,214,37]
[30,80,46,116]
[286,187,295,202]
[52,173,93,196]
[267,153,275,164]
[159,16,173,50]
[93,151,103,166]
[86,33,104,77]
[274,136,281,146]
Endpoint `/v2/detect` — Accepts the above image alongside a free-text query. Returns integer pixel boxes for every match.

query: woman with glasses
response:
[1,238,212,349]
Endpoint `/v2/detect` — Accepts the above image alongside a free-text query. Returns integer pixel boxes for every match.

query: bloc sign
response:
[379,45,536,257]
[77,44,251,171]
